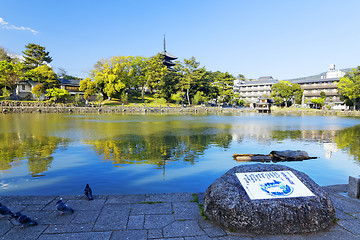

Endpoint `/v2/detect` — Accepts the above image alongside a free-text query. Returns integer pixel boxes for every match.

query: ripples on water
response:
[0,113,359,195]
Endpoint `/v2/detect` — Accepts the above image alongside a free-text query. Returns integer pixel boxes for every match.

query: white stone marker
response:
[236,171,315,200]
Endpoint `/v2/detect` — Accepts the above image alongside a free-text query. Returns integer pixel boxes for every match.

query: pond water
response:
[0,113,359,196]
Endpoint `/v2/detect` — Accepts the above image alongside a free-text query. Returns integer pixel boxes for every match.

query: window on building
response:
[22,85,25,90]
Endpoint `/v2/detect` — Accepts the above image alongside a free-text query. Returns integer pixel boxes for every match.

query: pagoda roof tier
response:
[163,59,176,66]
[161,51,177,60]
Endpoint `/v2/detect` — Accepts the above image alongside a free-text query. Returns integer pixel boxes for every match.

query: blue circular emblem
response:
[261,180,294,197]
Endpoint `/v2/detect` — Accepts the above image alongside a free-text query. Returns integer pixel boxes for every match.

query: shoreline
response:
[1,104,360,116]
[0,184,359,239]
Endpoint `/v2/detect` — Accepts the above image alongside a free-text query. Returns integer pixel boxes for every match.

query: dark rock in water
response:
[270,150,315,161]
[204,164,335,235]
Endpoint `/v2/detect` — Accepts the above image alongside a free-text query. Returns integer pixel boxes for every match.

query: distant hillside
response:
[285,68,353,82]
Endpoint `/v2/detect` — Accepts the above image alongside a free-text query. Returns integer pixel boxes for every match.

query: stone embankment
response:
[0,101,249,114]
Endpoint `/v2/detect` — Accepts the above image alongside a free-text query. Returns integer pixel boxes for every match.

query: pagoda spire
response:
[160,35,177,70]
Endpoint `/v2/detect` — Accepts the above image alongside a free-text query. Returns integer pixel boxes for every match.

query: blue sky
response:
[1,0,359,80]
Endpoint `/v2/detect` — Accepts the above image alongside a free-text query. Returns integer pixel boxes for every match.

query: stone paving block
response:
[2,224,48,240]
[198,218,215,229]
[173,202,201,220]
[131,202,172,215]
[25,210,76,225]
[23,204,48,211]
[196,192,205,205]
[163,220,206,238]
[92,204,130,231]
[127,214,144,230]
[0,196,56,205]
[335,209,357,220]
[185,236,212,240]
[147,228,163,238]
[146,193,193,202]
[71,210,100,224]
[202,226,226,238]
[0,202,26,213]
[213,236,252,240]
[302,230,359,240]
[65,198,106,211]
[144,214,175,229]
[44,223,93,234]
[337,219,360,236]
[107,194,146,204]
[0,220,13,235]
[329,195,360,214]
[110,229,147,240]
[38,231,112,240]
[353,213,360,219]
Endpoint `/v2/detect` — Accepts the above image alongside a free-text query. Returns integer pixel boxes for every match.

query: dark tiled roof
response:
[58,78,80,86]
[161,51,177,60]
[291,77,340,84]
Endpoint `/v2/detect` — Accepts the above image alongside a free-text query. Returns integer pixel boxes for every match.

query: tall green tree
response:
[46,88,70,103]
[0,47,12,63]
[93,56,133,100]
[79,78,98,103]
[271,81,303,106]
[338,66,360,110]
[210,71,235,104]
[177,57,205,106]
[144,54,168,97]
[0,60,24,91]
[25,65,59,88]
[22,43,52,70]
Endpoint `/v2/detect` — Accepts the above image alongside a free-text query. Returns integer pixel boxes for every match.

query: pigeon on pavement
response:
[56,198,74,215]
[13,212,37,227]
[84,184,93,200]
[0,203,14,218]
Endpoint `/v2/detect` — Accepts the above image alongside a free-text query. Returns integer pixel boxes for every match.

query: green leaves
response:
[22,43,52,70]
[0,60,24,90]
[271,81,303,106]
[338,66,360,110]
[25,65,58,89]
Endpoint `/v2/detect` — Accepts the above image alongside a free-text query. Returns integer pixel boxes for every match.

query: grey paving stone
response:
[23,204,48,211]
[0,196,56,205]
[196,192,205,205]
[353,213,360,219]
[23,210,76,225]
[110,229,147,240]
[198,218,215,229]
[163,220,206,238]
[202,226,226,237]
[107,194,146,204]
[44,223,93,234]
[145,214,175,229]
[337,219,360,236]
[71,210,100,224]
[173,202,201,220]
[147,228,163,238]
[330,194,360,213]
[185,236,212,240]
[65,198,106,211]
[38,231,112,240]
[127,214,144,230]
[2,224,48,240]
[214,236,252,240]
[93,204,130,231]
[0,202,26,213]
[145,193,193,202]
[0,220,13,235]
[131,202,172,215]
[302,229,360,239]
[335,209,357,220]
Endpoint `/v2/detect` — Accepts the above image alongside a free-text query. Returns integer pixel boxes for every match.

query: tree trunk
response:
[186,88,191,106]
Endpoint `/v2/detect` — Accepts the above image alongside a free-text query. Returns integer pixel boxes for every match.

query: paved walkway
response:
[0,184,359,240]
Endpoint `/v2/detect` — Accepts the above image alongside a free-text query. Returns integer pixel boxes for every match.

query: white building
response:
[234,76,278,104]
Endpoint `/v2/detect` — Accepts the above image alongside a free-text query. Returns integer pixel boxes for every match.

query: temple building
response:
[161,36,177,70]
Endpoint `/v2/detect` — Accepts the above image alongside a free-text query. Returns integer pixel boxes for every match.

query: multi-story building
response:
[290,64,346,109]
[234,65,348,109]
[233,76,278,105]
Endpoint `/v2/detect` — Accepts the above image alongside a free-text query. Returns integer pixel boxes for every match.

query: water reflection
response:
[84,130,233,168]
[0,133,69,176]
[335,125,360,162]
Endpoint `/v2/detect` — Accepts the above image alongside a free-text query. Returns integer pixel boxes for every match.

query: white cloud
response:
[0,17,38,34]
